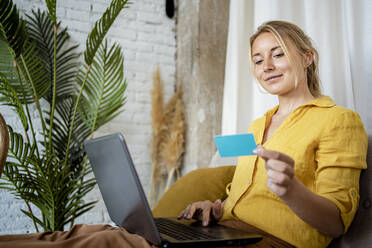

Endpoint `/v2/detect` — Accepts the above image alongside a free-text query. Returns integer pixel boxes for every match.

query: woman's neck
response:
[276,86,315,116]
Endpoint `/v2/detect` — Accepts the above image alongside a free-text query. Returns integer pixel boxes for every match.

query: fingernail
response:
[203,221,208,226]
[253,149,258,154]
[187,214,191,219]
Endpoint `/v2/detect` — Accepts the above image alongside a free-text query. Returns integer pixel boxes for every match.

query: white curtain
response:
[222,0,372,135]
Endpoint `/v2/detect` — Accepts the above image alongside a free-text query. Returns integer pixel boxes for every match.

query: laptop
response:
[84,133,262,247]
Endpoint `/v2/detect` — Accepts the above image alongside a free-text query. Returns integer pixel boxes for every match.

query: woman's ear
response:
[304,51,314,68]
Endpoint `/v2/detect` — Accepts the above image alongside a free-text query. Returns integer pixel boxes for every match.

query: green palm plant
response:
[0,0,130,232]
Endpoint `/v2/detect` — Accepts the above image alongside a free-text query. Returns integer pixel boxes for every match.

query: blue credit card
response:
[214,133,257,157]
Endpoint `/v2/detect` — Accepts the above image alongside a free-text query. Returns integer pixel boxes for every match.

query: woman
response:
[177,20,367,248]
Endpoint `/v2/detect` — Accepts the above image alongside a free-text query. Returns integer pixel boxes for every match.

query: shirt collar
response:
[264,95,335,117]
[302,95,336,108]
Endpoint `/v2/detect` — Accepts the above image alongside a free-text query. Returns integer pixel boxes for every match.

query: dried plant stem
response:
[165,167,176,192]
[149,160,158,206]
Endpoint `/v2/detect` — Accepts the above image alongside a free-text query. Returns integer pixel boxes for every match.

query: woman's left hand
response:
[254,146,295,197]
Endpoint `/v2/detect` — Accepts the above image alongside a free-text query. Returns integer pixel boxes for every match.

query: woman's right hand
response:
[177,199,224,226]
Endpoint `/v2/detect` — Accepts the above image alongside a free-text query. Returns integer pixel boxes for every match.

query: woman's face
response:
[251,32,307,96]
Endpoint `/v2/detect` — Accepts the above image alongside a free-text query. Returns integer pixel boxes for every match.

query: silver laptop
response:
[84,133,262,247]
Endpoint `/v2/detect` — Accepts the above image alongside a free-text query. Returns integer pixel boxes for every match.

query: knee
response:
[85,229,127,246]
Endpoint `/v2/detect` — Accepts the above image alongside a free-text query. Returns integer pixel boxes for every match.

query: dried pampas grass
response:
[149,67,186,206]
[149,67,167,205]
[161,84,185,191]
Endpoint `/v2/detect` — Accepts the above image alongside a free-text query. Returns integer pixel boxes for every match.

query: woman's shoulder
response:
[308,96,363,126]
[313,105,366,138]
[323,105,363,125]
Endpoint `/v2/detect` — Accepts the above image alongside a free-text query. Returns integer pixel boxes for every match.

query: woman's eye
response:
[255,60,263,65]
[274,53,284,58]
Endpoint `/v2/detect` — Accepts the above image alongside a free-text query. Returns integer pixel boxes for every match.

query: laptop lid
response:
[84,133,162,245]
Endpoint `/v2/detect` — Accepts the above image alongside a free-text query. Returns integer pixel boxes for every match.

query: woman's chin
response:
[262,87,285,96]
[261,84,294,96]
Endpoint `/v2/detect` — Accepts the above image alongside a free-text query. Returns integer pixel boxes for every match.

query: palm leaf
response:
[0,3,50,103]
[0,37,50,103]
[32,153,95,231]
[6,126,36,164]
[6,153,59,231]
[63,0,130,165]
[26,154,61,230]
[0,0,28,58]
[1,127,38,203]
[0,40,18,85]
[79,40,127,132]
[0,73,28,131]
[47,96,91,163]
[62,201,96,226]
[3,146,95,231]
[16,39,50,101]
[84,0,130,65]
[26,10,80,102]
[1,127,54,231]
[20,210,47,230]
[0,39,34,104]
[44,0,56,23]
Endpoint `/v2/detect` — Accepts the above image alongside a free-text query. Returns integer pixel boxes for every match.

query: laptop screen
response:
[84,133,162,245]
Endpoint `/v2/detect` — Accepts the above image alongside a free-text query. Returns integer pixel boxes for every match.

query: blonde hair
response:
[249,20,321,97]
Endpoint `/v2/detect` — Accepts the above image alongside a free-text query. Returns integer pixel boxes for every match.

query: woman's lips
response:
[264,74,283,82]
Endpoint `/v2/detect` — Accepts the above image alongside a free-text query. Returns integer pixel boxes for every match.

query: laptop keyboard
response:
[154,218,217,241]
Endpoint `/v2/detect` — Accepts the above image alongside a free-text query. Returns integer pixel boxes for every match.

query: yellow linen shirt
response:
[221,96,367,248]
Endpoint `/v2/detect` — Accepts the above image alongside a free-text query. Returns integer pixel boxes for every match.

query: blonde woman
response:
[178,20,367,248]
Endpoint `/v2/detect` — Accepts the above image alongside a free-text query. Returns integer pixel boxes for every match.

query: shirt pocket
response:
[279,146,316,188]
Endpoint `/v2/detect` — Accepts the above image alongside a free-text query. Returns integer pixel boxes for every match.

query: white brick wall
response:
[0,0,176,234]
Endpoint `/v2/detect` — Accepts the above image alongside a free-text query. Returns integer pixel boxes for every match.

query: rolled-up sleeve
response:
[315,110,367,232]
[225,182,232,196]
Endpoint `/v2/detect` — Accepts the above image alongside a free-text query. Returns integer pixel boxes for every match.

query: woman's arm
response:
[282,177,344,237]
[254,147,344,237]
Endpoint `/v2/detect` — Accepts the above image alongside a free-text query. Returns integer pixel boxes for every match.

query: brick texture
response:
[0,0,176,234]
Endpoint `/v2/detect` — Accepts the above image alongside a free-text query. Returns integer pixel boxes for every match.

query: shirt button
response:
[247,180,251,185]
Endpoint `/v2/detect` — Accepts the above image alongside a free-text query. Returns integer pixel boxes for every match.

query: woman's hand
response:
[254,146,344,237]
[254,146,295,197]
[177,199,224,226]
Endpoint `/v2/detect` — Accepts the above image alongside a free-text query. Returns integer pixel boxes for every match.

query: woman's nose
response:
[263,59,274,72]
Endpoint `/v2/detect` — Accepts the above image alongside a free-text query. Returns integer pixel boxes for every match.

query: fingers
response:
[177,202,202,220]
[254,146,295,197]
[254,146,294,183]
[265,159,294,180]
[266,165,293,197]
[267,179,289,197]
[201,202,212,226]
[254,146,294,166]
[212,199,223,220]
[177,199,223,226]
[266,168,292,186]
[177,206,188,219]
